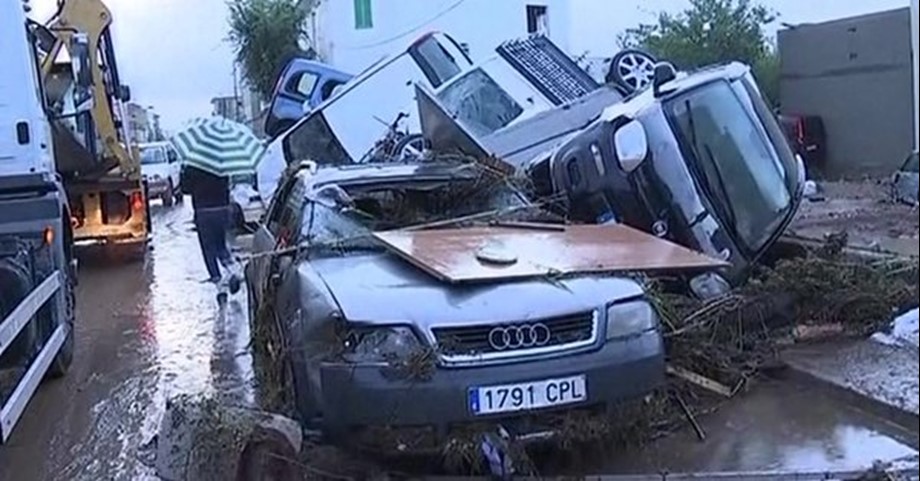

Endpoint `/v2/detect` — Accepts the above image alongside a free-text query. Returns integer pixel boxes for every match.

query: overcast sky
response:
[30,0,910,132]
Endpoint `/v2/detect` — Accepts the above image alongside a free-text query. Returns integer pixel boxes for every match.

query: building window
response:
[354,0,373,30]
[526,5,549,36]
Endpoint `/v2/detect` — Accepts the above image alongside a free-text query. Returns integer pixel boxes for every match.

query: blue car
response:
[264,58,353,139]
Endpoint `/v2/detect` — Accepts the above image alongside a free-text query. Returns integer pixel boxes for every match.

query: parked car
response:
[245,160,667,444]
[139,141,183,206]
[893,151,919,205]
[264,59,353,140]
[418,62,806,288]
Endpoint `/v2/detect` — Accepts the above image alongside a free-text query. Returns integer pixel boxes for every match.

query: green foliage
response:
[227,0,311,100]
[621,0,780,106]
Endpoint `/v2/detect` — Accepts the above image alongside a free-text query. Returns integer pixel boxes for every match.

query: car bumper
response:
[318,331,665,437]
[146,179,170,196]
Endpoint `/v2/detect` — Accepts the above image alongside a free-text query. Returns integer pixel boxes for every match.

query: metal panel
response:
[374,225,727,284]
[496,35,599,106]
[1,323,67,442]
[0,271,61,358]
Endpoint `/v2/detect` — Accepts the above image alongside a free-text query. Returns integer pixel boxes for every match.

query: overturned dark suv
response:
[419,62,805,289]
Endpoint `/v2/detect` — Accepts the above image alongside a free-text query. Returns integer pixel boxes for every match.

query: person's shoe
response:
[228,274,242,295]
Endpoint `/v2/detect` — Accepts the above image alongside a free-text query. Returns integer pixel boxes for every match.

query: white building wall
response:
[308,0,571,73]
[912,0,918,150]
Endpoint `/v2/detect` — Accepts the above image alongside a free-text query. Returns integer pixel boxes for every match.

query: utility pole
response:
[232,62,241,122]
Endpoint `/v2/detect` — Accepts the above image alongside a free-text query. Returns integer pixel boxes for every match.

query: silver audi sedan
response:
[245,159,666,447]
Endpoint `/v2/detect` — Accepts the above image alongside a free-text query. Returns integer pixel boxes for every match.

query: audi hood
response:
[304,253,645,328]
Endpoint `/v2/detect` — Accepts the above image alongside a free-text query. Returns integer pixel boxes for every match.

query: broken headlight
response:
[606,301,657,339]
[341,326,422,364]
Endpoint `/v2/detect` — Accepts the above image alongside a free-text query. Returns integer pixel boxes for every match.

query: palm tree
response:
[227,0,312,100]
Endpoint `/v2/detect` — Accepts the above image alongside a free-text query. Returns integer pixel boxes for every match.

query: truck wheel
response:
[162,182,175,207]
[0,257,40,369]
[47,271,76,378]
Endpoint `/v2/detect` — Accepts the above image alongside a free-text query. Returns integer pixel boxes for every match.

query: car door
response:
[165,146,181,189]
[248,172,302,305]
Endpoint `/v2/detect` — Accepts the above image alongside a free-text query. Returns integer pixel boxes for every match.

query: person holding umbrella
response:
[171,117,264,301]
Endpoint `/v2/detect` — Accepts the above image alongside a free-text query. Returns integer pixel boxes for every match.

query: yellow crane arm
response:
[40,0,139,179]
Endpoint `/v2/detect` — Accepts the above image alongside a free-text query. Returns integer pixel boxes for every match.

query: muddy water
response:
[0,202,256,481]
[1,202,918,480]
[588,379,918,475]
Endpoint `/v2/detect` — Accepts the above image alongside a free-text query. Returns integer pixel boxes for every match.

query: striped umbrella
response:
[169,116,264,177]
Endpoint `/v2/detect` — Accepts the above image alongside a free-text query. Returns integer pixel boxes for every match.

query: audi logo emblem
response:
[488,323,552,351]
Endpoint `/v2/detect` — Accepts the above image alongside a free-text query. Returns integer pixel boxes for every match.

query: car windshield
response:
[299,168,554,254]
[140,147,167,165]
[667,76,799,252]
[436,68,524,138]
[904,153,919,173]
[410,35,463,88]
[283,113,353,165]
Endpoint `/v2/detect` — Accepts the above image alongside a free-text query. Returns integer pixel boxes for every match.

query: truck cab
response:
[1,0,76,443]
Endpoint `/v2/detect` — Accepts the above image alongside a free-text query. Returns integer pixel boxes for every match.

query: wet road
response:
[0,201,917,480]
[0,201,255,481]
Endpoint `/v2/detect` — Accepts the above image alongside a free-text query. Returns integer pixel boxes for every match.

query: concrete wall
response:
[779,8,914,178]
[306,0,571,73]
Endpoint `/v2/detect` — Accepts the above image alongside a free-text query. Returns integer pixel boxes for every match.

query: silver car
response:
[245,160,666,446]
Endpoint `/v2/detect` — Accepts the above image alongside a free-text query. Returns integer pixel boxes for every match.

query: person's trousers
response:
[194,206,234,281]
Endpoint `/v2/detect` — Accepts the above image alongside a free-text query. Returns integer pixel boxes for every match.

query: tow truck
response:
[35,0,150,256]
[1,0,140,441]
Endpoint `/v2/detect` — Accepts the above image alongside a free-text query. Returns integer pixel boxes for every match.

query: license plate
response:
[469,375,587,416]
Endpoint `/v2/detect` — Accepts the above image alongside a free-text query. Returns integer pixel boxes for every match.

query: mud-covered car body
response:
[245,161,666,442]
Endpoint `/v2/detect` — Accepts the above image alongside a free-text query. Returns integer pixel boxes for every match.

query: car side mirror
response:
[653,62,678,98]
[613,120,649,173]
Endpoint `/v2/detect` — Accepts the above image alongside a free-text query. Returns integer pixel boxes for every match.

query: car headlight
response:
[606,301,657,339]
[341,326,422,364]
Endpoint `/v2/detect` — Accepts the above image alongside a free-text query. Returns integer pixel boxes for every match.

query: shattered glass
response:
[436,68,524,138]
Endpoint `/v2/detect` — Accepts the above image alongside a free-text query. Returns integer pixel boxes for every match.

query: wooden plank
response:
[666,364,734,398]
[374,224,728,284]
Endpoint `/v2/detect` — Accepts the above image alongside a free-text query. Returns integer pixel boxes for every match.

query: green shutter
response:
[354,0,373,29]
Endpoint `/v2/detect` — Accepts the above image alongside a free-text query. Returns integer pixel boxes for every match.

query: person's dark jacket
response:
[180,165,229,210]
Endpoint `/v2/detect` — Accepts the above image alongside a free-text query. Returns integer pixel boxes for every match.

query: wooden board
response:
[374,224,729,284]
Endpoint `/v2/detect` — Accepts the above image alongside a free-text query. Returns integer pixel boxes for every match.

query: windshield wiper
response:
[701,143,738,229]
[682,100,738,230]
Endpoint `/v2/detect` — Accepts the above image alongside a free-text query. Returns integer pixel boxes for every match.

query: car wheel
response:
[392,134,430,161]
[606,49,657,94]
[162,181,175,207]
